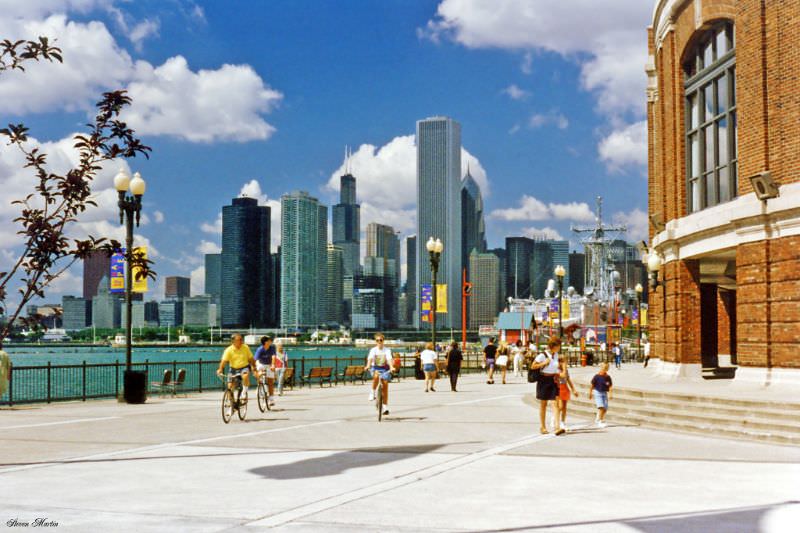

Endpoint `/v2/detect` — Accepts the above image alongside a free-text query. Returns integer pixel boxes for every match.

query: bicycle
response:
[219,372,248,423]
[257,371,272,413]
[375,369,393,422]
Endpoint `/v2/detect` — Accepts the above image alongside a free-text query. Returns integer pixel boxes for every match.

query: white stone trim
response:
[651,183,800,260]
[652,0,693,50]
[649,359,703,378]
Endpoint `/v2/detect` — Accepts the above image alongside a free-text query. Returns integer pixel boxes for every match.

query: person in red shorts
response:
[556,357,579,430]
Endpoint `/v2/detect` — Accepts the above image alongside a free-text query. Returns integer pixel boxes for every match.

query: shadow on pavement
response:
[249,444,448,480]
[0,449,290,468]
[479,501,799,532]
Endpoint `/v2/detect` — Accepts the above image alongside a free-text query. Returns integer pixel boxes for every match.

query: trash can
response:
[581,353,587,367]
[123,370,147,404]
[586,351,595,366]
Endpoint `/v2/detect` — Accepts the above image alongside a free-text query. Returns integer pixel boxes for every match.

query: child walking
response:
[557,358,578,430]
[589,362,613,428]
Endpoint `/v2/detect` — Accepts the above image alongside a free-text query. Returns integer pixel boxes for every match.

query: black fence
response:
[0,346,646,406]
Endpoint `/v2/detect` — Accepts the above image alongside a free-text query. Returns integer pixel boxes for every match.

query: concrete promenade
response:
[1,368,799,532]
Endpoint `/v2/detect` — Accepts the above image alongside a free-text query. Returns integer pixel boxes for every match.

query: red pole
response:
[461,268,467,350]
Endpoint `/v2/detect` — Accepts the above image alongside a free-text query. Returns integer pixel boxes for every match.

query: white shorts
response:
[256,362,275,378]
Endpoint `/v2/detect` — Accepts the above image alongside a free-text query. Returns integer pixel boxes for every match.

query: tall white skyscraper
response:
[416,116,462,329]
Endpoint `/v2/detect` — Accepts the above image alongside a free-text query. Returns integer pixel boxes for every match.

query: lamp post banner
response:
[132,246,148,293]
[421,284,432,322]
[435,284,447,313]
[110,251,125,293]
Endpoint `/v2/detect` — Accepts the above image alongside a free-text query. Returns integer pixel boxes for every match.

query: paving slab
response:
[1,373,798,532]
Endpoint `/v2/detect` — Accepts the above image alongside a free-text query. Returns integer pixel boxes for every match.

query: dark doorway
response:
[700,283,719,368]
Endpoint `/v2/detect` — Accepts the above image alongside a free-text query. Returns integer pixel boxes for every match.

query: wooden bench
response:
[302,366,333,387]
[339,365,367,384]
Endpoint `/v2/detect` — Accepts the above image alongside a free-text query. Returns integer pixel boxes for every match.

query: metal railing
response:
[0,347,647,406]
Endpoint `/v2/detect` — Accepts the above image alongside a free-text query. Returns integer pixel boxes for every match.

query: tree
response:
[0,37,153,348]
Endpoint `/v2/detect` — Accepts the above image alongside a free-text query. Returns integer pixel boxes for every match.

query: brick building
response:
[647,0,800,382]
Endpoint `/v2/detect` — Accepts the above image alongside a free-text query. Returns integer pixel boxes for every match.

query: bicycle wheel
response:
[376,384,383,422]
[237,387,247,420]
[257,382,268,412]
[222,389,234,424]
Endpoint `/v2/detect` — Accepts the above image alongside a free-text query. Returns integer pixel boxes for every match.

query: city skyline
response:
[0,1,652,312]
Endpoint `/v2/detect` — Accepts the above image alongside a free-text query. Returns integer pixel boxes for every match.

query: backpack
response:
[527,353,550,383]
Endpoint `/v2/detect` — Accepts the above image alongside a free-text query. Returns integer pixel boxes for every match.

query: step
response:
[565,402,800,446]
[570,393,800,424]
[568,397,800,435]
[574,384,800,413]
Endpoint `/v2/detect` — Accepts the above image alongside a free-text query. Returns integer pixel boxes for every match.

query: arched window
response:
[684,21,737,213]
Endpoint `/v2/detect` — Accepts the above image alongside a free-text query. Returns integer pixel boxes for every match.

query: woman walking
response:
[274,342,288,396]
[512,340,525,378]
[445,341,463,392]
[531,336,564,435]
[420,342,439,392]
[496,341,510,384]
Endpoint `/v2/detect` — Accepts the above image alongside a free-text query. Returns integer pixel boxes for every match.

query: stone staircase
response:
[566,386,800,446]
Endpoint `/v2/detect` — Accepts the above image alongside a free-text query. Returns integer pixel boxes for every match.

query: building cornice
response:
[652,183,800,260]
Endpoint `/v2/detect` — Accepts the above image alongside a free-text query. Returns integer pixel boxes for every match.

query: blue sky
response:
[0,0,652,305]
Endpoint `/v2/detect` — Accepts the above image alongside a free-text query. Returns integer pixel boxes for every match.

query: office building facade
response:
[332,173,360,277]
[468,250,501,329]
[182,295,211,327]
[323,244,344,326]
[406,235,417,325]
[280,191,327,330]
[62,295,91,331]
[416,116,462,329]
[505,237,534,300]
[91,276,120,329]
[83,251,111,300]
[461,169,487,269]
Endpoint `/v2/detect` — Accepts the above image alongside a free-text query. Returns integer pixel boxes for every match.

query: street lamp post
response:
[115,168,146,404]
[554,265,565,339]
[635,283,643,361]
[426,237,443,350]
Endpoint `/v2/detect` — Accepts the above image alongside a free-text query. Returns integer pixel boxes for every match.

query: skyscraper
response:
[91,275,121,328]
[220,197,272,328]
[323,244,344,326]
[366,222,400,327]
[469,250,501,329]
[531,240,554,299]
[62,295,91,331]
[416,116,462,329]
[505,237,534,299]
[204,253,221,303]
[569,251,586,294]
[165,276,191,299]
[332,170,360,277]
[461,168,487,270]
[406,235,417,325]
[83,251,111,300]
[549,240,570,289]
[281,191,327,330]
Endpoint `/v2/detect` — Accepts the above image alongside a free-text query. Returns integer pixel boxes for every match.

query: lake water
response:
[4,345,379,367]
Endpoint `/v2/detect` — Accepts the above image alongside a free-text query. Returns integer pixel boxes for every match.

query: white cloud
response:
[522,226,563,241]
[0,10,282,143]
[190,265,205,295]
[125,57,283,143]
[502,83,529,100]
[491,195,595,223]
[325,135,490,238]
[598,120,647,172]
[508,124,521,135]
[153,210,164,223]
[129,18,159,52]
[200,213,222,235]
[196,240,221,255]
[528,111,568,130]
[422,0,651,170]
[612,208,648,242]
[520,51,533,74]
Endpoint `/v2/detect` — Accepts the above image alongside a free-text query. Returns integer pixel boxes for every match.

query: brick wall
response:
[648,0,800,368]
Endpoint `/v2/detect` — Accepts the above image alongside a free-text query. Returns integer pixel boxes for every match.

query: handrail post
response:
[47,361,52,404]
[198,358,203,393]
[301,358,305,388]
[82,360,87,402]
[8,362,13,407]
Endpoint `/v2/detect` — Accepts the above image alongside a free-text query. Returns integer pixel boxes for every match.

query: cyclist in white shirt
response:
[364,333,396,414]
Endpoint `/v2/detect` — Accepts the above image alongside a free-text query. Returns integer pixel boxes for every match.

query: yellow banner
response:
[436,284,447,313]
[561,299,570,320]
[641,308,647,327]
[132,246,148,293]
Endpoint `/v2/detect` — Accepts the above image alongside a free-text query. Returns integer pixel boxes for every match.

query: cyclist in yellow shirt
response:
[216,334,258,399]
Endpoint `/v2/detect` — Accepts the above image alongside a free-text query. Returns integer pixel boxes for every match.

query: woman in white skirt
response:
[496,341,510,384]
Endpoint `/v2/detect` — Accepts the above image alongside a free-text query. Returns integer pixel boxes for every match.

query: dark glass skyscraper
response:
[406,235,417,325]
[505,237,535,299]
[332,173,360,277]
[461,168,486,270]
[220,197,272,328]
[83,251,111,300]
